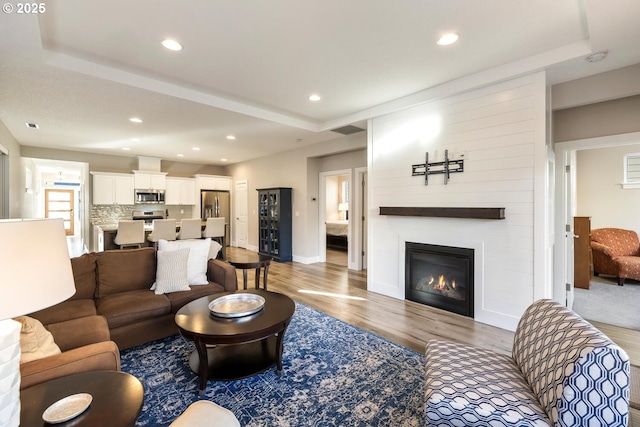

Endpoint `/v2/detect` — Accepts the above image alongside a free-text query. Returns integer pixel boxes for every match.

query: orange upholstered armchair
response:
[590,228,640,286]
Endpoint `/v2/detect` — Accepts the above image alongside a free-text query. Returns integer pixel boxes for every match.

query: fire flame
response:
[430,275,457,292]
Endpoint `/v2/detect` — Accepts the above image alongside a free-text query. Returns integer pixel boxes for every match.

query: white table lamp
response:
[0,219,76,426]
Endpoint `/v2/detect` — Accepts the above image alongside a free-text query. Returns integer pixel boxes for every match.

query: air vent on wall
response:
[330,125,365,135]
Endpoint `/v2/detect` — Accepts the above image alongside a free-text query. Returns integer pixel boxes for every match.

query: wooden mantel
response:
[379,207,505,220]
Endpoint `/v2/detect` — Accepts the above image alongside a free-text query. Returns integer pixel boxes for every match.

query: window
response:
[623,153,640,189]
[341,180,349,204]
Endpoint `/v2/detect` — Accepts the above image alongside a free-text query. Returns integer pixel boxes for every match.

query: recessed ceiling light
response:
[226,135,236,140]
[221,158,228,162]
[177,154,184,157]
[122,147,131,151]
[131,138,140,142]
[25,122,39,129]
[437,33,459,46]
[162,39,183,51]
[129,117,143,123]
[586,50,608,63]
[192,147,200,151]
[308,94,321,102]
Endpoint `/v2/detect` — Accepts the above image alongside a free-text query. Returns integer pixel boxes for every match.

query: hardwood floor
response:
[325,248,347,267]
[229,246,640,364]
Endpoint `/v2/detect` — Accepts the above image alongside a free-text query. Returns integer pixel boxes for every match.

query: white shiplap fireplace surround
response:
[367,72,550,332]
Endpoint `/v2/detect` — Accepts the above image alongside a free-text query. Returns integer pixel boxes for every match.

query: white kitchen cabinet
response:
[91,172,134,205]
[194,174,232,191]
[165,177,196,205]
[114,175,135,204]
[134,172,167,190]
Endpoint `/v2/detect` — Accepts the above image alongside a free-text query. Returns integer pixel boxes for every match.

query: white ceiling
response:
[1,0,639,166]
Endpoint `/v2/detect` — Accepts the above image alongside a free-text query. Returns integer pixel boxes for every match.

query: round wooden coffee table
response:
[20,371,143,427]
[175,290,295,395]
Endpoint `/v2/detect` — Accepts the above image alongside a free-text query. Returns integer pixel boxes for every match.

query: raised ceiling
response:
[1,0,639,165]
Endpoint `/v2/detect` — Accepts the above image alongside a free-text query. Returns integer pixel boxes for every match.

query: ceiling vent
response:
[330,125,365,135]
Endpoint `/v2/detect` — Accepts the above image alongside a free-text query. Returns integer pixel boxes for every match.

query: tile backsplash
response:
[91,205,193,224]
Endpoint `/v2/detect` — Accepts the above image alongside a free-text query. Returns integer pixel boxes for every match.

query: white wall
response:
[576,144,640,235]
[368,72,548,331]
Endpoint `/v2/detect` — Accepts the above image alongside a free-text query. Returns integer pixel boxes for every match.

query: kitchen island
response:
[92,221,222,252]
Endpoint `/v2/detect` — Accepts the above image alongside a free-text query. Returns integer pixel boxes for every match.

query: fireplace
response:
[405,242,474,317]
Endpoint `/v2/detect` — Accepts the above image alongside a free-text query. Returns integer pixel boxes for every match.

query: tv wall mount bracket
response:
[411,149,464,185]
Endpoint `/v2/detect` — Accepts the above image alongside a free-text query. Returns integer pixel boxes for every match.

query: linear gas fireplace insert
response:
[405,242,474,317]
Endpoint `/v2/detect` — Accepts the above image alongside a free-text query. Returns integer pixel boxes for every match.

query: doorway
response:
[234,180,248,248]
[324,172,349,267]
[318,168,368,270]
[23,158,89,255]
[555,131,640,329]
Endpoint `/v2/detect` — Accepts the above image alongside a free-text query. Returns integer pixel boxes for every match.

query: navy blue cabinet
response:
[257,187,292,262]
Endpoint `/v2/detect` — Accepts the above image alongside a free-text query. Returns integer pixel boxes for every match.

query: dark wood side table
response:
[227,253,273,290]
[20,371,144,427]
[175,290,295,395]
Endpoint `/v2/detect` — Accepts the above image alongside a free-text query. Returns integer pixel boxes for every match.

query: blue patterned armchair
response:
[425,299,630,426]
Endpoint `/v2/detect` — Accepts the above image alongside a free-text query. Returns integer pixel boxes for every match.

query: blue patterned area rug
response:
[120,303,425,426]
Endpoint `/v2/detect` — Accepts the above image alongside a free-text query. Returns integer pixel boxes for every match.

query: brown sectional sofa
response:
[22,246,237,390]
[20,315,120,389]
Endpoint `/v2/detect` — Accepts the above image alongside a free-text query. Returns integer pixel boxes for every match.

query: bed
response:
[326,220,348,251]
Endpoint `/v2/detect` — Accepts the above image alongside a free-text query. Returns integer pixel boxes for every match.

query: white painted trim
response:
[0,143,8,155]
[353,167,367,271]
[293,254,320,265]
[556,131,640,151]
[531,72,551,301]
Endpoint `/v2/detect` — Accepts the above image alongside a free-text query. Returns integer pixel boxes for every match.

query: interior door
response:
[45,189,75,235]
[361,171,368,270]
[235,180,248,248]
[564,151,577,308]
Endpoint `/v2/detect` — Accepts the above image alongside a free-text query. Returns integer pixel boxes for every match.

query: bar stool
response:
[177,218,202,240]
[202,217,226,259]
[202,217,225,246]
[114,220,145,249]
[147,219,177,247]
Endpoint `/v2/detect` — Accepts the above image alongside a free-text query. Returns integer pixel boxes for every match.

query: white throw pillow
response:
[15,316,61,364]
[209,240,222,260]
[158,238,211,285]
[153,247,192,294]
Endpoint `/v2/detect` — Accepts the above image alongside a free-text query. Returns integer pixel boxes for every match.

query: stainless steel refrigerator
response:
[201,190,230,246]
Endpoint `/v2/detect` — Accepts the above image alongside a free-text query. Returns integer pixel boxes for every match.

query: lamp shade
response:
[0,218,76,320]
[338,203,348,212]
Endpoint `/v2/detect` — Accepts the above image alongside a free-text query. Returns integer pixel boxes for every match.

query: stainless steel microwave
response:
[134,189,165,204]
